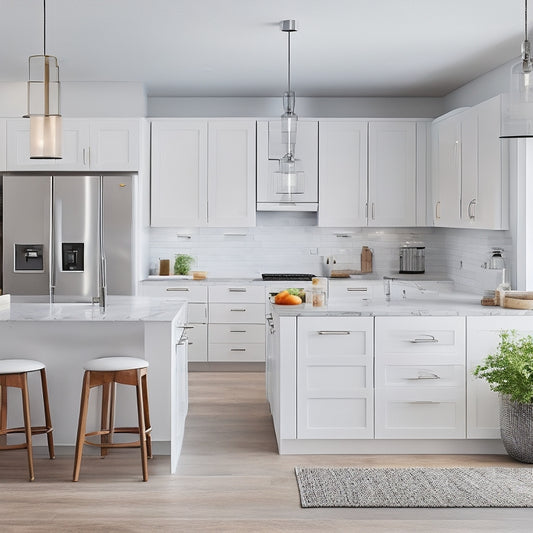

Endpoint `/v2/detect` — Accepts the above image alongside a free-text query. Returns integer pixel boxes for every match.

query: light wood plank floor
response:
[1,371,533,532]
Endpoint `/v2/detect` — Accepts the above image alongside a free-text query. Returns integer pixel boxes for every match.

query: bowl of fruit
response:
[272,288,306,305]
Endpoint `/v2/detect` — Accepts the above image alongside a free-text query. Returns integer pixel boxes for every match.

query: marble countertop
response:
[271,293,533,317]
[0,296,187,322]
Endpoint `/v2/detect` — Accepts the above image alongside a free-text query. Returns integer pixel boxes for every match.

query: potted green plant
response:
[473,330,533,463]
[173,254,195,275]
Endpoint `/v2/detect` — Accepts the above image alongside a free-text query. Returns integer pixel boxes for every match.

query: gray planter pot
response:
[499,395,533,463]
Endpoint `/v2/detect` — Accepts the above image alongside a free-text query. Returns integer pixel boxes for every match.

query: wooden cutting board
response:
[502,291,533,309]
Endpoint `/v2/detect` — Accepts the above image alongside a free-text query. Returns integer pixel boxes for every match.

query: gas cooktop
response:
[261,273,316,281]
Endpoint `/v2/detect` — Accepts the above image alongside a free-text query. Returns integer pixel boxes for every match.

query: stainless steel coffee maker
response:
[399,242,425,274]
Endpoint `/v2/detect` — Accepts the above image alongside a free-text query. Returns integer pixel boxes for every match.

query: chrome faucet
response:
[383,276,397,301]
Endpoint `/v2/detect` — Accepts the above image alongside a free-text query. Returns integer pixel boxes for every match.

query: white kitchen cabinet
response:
[150,120,208,228]
[208,120,256,227]
[319,120,426,228]
[318,121,368,227]
[6,118,140,172]
[431,96,508,230]
[368,121,417,226]
[140,281,208,362]
[208,285,266,362]
[297,316,374,439]
[466,316,533,439]
[256,119,319,209]
[0,119,6,171]
[151,119,256,227]
[374,316,466,439]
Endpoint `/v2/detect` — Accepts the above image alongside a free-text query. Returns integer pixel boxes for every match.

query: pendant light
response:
[26,0,62,159]
[275,19,304,196]
[501,0,533,138]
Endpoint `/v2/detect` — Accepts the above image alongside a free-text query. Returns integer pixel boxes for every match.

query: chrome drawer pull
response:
[317,331,351,335]
[229,288,247,292]
[347,287,367,292]
[166,287,189,292]
[230,308,247,312]
[230,330,247,333]
[182,325,195,329]
[408,401,441,405]
[409,334,438,344]
[405,372,441,380]
[230,348,246,352]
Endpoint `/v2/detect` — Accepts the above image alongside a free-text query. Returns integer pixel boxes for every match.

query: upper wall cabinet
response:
[431,95,509,230]
[150,119,256,228]
[319,120,427,227]
[5,118,140,172]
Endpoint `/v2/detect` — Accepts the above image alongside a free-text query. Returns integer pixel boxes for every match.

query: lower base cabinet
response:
[297,316,374,439]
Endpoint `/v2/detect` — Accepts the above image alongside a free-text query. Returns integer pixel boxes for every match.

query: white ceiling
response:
[0,0,527,98]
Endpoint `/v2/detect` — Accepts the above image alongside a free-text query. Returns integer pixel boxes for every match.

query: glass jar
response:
[311,277,328,307]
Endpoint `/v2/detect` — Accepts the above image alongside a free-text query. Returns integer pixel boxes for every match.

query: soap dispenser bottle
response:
[495,268,511,307]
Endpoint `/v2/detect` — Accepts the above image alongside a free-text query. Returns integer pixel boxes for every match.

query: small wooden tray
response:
[502,291,533,310]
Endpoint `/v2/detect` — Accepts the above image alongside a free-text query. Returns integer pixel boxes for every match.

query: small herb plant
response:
[473,330,533,404]
[174,254,195,275]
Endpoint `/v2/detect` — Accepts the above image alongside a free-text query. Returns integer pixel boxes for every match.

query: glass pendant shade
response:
[501,54,533,137]
[275,155,304,195]
[30,115,62,159]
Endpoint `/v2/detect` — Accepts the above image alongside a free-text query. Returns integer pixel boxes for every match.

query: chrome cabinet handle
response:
[371,202,375,220]
[229,288,247,292]
[230,308,246,312]
[408,401,441,405]
[435,200,441,220]
[468,199,477,220]
[405,372,441,381]
[166,287,189,292]
[182,325,195,329]
[317,331,351,335]
[347,287,367,292]
[230,348,246,352]
[409,334,438,344]
[230,330,247,333]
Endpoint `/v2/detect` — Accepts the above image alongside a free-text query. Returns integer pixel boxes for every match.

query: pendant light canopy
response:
[27,0,62,159]
[275,19,304,196]
[501,0,533,138]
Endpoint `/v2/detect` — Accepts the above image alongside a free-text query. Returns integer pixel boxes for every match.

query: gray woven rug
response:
[295,467,533,508]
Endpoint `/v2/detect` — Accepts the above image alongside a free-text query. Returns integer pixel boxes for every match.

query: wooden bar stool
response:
[0,359,55,481]
[73,356,152,482]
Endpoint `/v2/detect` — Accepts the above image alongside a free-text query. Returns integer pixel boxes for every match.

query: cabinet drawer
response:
[209,303,265,323]
[141,282,207,301]
[209,323,265,344]
[186,323,207,362]
[328,283,374,300]
[375,388,466,439]
[209,285,265,303]
[375,363,465,388]
[208,343,265,362]
[375,316,465,361]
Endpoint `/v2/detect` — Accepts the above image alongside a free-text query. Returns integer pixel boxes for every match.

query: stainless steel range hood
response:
[256,120,318,211]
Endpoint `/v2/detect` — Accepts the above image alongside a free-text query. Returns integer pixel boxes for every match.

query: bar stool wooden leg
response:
[73,371,91,482]
[135,369,148,482]
[141,372,152,459]
[20,373,35,482]
[0,384,7,447]
[100,382,111,457]
[39,368,55,460]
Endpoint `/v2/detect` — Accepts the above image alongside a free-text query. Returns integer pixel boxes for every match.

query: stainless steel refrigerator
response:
[2,174,136,300]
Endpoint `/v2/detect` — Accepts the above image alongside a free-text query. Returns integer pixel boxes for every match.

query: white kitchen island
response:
[267,294,533,455]
[0,296,188,473]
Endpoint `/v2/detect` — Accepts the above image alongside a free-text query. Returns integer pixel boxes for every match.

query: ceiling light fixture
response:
[276,19,304,196]
[501,0,533,138]
[26,0,62,158]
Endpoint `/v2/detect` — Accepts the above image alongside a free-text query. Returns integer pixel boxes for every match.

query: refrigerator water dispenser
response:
[14,244,44,271]
[62,243,84,271]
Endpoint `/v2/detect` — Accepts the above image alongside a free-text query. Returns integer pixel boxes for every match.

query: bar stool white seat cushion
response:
[0,359,45,374]
[84,356,149,372]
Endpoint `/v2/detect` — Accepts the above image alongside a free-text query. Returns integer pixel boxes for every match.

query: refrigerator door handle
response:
[49,177,57,297]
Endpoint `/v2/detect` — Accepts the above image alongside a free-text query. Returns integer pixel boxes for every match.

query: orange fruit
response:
[274,290,290,304]
[284,294,302,305]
